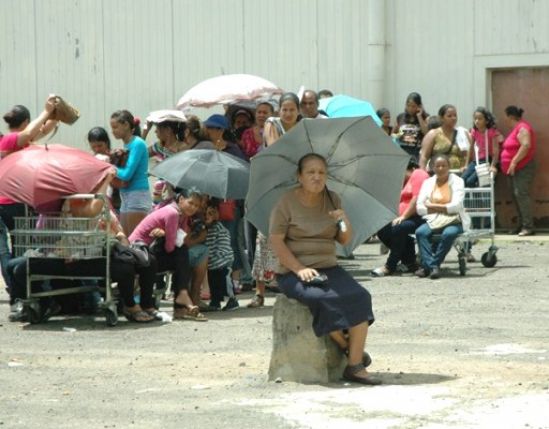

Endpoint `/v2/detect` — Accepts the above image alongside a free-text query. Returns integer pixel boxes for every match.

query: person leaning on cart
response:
[7,171,158,323]
[128,188,208,322]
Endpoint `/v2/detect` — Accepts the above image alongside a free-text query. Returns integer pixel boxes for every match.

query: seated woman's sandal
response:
[173,303,208,322]
[342,363,382,385]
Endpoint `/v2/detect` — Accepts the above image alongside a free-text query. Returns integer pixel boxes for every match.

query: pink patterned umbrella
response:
[176,74,283,109]
[0,144,112,212]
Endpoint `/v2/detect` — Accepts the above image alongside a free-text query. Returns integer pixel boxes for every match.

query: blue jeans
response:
[416,223,463,271]
[0,217,10,290]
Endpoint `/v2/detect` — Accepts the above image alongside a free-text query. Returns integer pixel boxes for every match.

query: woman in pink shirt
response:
[501,106,536,236]
[129,190,207,321]
[371,159,429,276]
[0,96,57,293]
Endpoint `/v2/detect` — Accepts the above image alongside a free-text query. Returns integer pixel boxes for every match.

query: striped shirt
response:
[206,221,234,270]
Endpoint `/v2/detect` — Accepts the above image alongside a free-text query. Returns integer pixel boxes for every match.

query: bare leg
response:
[190,259,208,304]
[255,280,266,296]
[174,289,195,308]
[121,212,147,236]
[347,322,374,380]
[329,330,348,350]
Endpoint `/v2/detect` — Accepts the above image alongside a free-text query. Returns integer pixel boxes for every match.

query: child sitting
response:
[204,200,239,311]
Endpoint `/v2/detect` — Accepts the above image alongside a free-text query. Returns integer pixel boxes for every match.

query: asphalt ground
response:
[1,236,548,429]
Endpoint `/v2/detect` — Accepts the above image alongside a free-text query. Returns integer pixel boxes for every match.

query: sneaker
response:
[415,267,429,278]
[222,297,239,311]
[371,266,391,277]
[518,229,535,237]
[208,301,221,311]
[9,304,28,322]
[430,267,441,280]
[247,294,265,308]
[198,300,217,312]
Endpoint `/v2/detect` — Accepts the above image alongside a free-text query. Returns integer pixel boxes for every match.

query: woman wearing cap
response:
[1,96,58,295]
[203,114,253,291]
[203,114,246,160]
[110,110,151,236]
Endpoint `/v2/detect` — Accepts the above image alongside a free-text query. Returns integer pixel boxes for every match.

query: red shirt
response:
[399,169,429,216]
[0,132,23,205]
[501,120,536,174]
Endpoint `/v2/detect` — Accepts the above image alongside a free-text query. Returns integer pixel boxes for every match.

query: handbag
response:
[474,131,491,187]
[50,95,80,124]
[218,199,236,221]
[111,241,150,267]
[425,212,461,230]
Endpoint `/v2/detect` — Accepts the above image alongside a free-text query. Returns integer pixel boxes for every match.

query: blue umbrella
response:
[319,95,382,126]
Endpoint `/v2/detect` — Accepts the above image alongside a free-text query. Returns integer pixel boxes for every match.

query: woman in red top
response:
[240,101,274,158]
[371,159,429,276]
[500,106,536,236]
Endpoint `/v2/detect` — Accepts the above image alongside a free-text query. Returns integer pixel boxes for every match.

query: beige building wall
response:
[1,0,548,150]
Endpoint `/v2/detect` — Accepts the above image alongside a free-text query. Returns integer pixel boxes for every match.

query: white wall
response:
[1,0,548,150]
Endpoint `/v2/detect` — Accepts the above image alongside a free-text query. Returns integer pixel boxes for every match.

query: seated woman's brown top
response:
[269,188,341,274]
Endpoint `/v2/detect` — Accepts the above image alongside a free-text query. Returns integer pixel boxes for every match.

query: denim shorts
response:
[119,190,152,214]
[188,244,208,267]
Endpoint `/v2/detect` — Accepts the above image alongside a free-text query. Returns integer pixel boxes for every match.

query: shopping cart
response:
[11,194,118,325]
[453,172,498,275]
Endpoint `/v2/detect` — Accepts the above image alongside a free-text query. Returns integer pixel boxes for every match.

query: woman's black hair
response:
[257,101,275,114]
[3,105,31,129]
[111,109,141,136]
[376,108,390,118]
[430,153,450,166]
[87,126,111,149]
[318,89,334,99]
[185,115,206,141]
[279,92,300,109]
[297,153,327,174]
[157,120,185,141]
[473,107,496,130]
[407,157,419,170]
[176,187,203,200]
[406,92,423,107]
[504,105,524,120]
[438,104,456,117]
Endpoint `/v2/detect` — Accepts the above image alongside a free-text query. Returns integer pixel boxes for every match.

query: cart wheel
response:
[458,256,467,276]
[481,252,497,268]
[105,308,118,327]
[27,304,42,325]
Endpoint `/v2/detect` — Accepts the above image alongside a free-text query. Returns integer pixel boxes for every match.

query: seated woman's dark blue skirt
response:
[277,265,374,337]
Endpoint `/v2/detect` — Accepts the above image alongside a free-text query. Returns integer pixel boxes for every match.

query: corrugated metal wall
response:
[1,0,548,149]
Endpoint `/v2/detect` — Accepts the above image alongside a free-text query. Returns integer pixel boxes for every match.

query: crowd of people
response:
[0,88,538,385]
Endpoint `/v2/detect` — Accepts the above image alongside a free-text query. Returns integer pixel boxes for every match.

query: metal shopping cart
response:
[11,194,118,325]
[453,172,499,275]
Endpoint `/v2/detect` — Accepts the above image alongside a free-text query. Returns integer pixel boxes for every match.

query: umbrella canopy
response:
[146,109,186,124]
[319,95,382,125]
[150,149,250,199]
[0,144,112,212]
[176,74,283,109]
[246,117,409,256]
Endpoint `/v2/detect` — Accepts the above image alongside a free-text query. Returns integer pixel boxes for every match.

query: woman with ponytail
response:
[110,109,151,235]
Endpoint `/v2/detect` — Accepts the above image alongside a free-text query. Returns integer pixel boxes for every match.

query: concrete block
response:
[268,294,346,383]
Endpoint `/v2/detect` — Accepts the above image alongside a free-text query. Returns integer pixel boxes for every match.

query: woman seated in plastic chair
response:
[414,154,471,280]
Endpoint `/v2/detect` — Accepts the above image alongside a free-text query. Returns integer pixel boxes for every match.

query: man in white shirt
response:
[300,90,327,119]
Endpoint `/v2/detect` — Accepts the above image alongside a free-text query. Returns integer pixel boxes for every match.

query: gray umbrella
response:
[150,149,250,199]
[245,117,409,256]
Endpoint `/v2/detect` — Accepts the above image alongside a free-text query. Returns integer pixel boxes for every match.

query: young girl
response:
[462,107,503,188]
[204,200,239,311]
[110,110,151,235]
